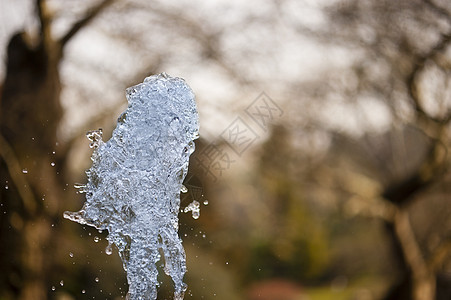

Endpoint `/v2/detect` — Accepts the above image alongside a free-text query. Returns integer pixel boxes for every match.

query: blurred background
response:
[1,0,451,299]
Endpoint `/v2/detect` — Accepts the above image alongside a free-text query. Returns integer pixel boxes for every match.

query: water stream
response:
[64,73,199,299]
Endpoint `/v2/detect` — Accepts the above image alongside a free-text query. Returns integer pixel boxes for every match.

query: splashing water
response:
[64,73,199,300]
[183,200,200,219]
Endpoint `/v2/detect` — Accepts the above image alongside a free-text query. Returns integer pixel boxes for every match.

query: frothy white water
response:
[64,73,199,299]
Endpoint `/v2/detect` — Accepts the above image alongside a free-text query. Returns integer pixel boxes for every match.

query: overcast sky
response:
[0,0,393,145]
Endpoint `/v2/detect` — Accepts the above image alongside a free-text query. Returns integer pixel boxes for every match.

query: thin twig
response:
[407,32,451,124]
[59,0,116,48]
[423,0,451,22]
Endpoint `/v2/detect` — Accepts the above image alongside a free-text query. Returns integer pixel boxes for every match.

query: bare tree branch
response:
[408,31,451,125]
[139,3,254,86]
[382,133,448,204]
[59,0,116,48]
[36,0,52,48]
[429,238,451,272]
[394,209,436,300]
[344,195,396,222]
[423,0,451,22]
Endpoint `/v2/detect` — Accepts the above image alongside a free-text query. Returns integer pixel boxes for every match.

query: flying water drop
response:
[105,241,113,255]
[184,200,200,219]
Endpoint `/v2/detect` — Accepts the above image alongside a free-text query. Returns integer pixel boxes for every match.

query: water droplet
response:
[105,242,113,255]
[180,185,188,193]
[203,200,208,205]
[51,286,56,291]
[86,129,103,149]
[60,280,64,286]
[5,185,8,190]
[22,169,28,174]
[184,200,200,219]
[81,289,86,294]
[74,183,87,193]
[95,277,99,283]
[192,211,200,219]
[94,236,100,242]
[69,252,74,258]
[50,162,55,167]
[52,151,56,154]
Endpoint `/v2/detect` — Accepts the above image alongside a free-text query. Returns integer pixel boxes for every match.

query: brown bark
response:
[393,209,435,300]
[0,1,115,299]
[0,30,62,300]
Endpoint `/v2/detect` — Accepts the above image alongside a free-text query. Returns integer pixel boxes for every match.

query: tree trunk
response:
[0,32,64,300]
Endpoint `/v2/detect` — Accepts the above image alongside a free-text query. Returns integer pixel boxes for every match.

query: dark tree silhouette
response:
[0,1,115,299]
[290,0,451,299]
